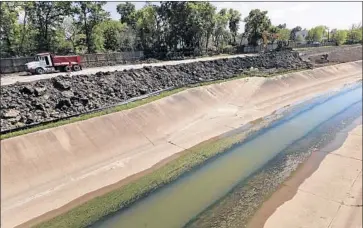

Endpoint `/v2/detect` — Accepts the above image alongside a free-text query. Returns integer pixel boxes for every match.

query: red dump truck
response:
[25,53,82,75]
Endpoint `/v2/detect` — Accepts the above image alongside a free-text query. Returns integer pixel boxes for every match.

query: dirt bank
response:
[1,61,361,228]
[248,120,362,228]
[1,50,310,132]
[300,45,362,67]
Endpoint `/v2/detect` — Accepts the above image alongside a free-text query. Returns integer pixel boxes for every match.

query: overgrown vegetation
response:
[1,2,361,57]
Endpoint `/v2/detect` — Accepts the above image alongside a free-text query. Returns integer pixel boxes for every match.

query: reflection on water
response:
[92,83,362,228]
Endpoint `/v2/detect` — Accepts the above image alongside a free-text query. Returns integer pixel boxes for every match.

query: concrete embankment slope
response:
[263,123,362,228]
[1,61,362,228]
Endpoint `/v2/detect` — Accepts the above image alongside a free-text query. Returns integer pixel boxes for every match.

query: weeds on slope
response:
[1,68,302,140]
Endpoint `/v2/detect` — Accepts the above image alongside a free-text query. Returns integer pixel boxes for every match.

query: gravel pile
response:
[1,50,311,132]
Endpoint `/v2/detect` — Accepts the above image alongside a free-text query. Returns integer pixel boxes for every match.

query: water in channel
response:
[92,82,362,228]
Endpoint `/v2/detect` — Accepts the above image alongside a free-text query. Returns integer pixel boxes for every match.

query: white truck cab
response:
[25,53,53,74]
[25,53,82,75]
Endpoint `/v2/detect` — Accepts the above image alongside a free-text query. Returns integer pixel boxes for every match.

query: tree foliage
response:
[0,2,360,58]
[27,2,72,52]
[116,2,136,27]
[277,28,291,41]
[306,26,326,42]
[332,30,348,45]
[346,23,362,44]
[74,2,110,53]
[0,2,22,56]
[228,9,241,45]
[243,9,271,46]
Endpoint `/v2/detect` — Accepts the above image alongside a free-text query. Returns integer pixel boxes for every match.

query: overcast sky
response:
[104,1,362,32]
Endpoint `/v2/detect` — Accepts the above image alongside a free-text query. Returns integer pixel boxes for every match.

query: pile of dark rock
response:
[1,50,312,132]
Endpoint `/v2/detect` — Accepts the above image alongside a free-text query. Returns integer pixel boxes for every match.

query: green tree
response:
[159,2,189,51]
[228,9,241,45]
[200,3,216,51]
[347,23,362,43]
[119,25,137,51]
[243,9,271,46]
[116,2,136,28]
[26,2,72,52]
[52,28,73,54]
[93,20,125,52]
[75,2,110,53]
[214,8,230,50]
[61,16,82,53]
[0,2,22,56]
[184,2,216,51]
[277,28,291,41]
[184,2,205,50]
[135,5,158,51]
[306,26,326,42]
[333,30,348,45]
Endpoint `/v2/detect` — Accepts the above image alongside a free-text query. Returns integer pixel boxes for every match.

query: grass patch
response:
[1,68,304,140]
[33,115,277,228]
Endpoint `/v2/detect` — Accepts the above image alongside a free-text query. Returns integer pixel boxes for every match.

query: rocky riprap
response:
[1,50,312,132]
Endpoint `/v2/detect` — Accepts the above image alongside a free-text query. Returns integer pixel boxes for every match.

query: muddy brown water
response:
[91,82,362,228]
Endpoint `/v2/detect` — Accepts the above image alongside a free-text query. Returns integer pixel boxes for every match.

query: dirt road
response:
[0,53,255,86]
[1,61,361,228]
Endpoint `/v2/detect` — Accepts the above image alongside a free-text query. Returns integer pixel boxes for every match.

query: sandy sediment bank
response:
[1,61,362,228]
[248,119,362,228]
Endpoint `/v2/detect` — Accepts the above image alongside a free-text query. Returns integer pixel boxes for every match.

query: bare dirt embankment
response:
[300,45,362,67]
[0,50,310,132]
[1,61,361,228]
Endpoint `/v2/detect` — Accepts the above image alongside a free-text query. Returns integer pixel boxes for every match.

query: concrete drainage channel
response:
[1,60,362,228]
[90,82,362,228]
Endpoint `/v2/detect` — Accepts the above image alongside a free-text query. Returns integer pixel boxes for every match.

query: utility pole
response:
[327,27,330,42]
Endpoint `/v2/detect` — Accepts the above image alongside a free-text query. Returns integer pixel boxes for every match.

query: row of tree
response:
[305,24,363,45]
[1,1,362,58]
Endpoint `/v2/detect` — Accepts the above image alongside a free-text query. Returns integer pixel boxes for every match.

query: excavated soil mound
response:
[1,50,311,131]
[300,45,362,66]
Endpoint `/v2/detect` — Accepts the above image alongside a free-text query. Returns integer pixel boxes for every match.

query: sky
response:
[104,1,362,32]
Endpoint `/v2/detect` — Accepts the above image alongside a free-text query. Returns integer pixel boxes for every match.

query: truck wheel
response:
[35,68,45,75]
[72,64,81,71]
[64,65,72,72]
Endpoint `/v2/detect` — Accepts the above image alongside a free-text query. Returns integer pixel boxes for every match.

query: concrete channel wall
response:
[1,61,362,228]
